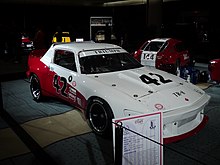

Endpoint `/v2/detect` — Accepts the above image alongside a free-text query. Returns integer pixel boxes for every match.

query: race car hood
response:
[91,66,207,111]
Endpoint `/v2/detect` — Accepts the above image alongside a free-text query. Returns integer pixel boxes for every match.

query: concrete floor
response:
[0,54,220,165]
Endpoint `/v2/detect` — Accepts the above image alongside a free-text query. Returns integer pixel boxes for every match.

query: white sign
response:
[113,112,163,165]
[90,16,113,26]
[90,16,113,41]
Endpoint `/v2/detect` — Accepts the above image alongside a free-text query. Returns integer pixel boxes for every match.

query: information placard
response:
[113,112,163,165]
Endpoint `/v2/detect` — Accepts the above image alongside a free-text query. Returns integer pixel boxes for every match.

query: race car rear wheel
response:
[30,74,43,102]
[87,98,114,137]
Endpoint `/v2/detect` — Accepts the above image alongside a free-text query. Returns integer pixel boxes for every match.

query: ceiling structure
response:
[0,0,178,6]
[1,0,137,6]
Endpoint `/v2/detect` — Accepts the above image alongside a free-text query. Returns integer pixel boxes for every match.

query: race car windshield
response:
[144,41,164,52]
[79,53,143,74]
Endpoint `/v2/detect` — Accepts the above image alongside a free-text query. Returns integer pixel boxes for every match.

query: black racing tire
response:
[30,74,43,102]
[87,98,114,137]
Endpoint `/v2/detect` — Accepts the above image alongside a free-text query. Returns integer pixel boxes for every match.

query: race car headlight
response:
[123,109,142,117]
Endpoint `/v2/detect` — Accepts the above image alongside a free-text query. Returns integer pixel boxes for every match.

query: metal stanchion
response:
[114,122,123,165]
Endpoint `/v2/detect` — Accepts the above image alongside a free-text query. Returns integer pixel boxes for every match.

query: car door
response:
[47,49,78,104]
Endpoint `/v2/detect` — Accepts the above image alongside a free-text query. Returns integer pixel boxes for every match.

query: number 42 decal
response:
[53,74,68,97]
[140,73,172,85]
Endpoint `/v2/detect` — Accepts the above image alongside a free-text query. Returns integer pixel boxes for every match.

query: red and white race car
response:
[208,58,220,83]
[26,42,210,143]
[133,38,191,74]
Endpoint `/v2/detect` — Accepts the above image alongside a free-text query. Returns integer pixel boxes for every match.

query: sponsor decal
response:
[194,88,203,95]
[172,90,189,101]
[77,97,82,107]
[68,76,72,82]
[154,103,164,110]
[68,87,76,101]
[172,90,185,97]
[69,87,76,95]
[69,93,76,102]
[53,74,68,97]
[72,81,76,87]
[94,49,121,54]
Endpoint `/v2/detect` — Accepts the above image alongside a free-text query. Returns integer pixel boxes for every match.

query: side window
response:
[144,42,163,52]
[141,41,149,50]
[159,42,168,52]
[54,50,77,71]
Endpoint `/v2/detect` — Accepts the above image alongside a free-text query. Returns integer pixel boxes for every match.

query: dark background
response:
[0,0,219,62]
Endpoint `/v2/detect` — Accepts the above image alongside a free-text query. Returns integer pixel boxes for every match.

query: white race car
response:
[26,42,210,143]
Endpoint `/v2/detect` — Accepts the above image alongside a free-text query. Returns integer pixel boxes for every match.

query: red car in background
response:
[133,38,191,74]
[21,33,34,51]
[208,58,220,83]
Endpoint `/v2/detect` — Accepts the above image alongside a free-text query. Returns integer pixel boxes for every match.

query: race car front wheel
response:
[30,74,43,102]
[87,98,114,137]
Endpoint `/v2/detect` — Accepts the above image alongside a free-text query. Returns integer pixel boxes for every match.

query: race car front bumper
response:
[162,94,210,144]
[163,114,208,144]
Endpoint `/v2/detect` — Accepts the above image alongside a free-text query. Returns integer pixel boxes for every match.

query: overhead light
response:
[103,0,146,7]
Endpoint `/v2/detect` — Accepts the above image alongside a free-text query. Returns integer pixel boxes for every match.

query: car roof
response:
[52,41,123,53]
[41,41,127,65]
[151,37,182,43]
[150,38,171,42]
